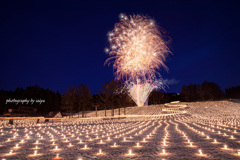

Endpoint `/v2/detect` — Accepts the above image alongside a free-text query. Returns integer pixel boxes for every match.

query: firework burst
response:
[105,13,171,82]
[105,13,171,106]
[125,79,164,106]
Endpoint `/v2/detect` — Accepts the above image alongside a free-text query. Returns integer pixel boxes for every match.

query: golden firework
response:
[105,14,171,82]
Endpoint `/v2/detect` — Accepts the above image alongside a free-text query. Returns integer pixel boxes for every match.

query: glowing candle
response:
[114,143,116,147]
[9,150,13,155]
[55,146,58,150]
[162,149,165,154]
[137,142,139,147]
[224,145,227,149]
[34,151,37,156]
[129,149,132,155]
[84,145,87,149]
[99,149,102,154]
[56,154,59,158]
[199,149,202,155]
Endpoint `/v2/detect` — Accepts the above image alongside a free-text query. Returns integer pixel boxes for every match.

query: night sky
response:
[1,0,240,94]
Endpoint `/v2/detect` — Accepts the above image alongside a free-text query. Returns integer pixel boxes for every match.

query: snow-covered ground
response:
[0,100,240,159]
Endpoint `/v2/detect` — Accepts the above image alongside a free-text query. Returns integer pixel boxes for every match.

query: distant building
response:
[45,111,62,118]
[4,106,37,117]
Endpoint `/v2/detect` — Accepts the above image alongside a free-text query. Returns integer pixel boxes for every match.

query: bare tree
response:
[97,82,109,117]
[61,85,77,118]
[97,80,120,117]
[76,84,92,118]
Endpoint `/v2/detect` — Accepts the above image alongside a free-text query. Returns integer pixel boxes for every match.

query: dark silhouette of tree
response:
[181,84,200,102]
[61,85,78,117]
[148,90,171,105]
[76,84,92,118]
[97,80,122,116]
[92,95,100,117]
[149,90,164,104]
[189,84,202,101]
[61,84,92,118]
[225,86,240,98]
[0,85,61,116]
[0,90,11,114]
[181,81,225,102]
[97,82,109,117]
[201,81,224,100]
[61,94,71,117]
[181,85,188,101]
[114,80,135,115]
[54,91,61,111]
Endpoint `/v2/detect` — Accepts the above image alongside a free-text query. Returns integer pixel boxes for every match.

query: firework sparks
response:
[105,13,171,106]
[125,79,164,106]
[105,13,170,82]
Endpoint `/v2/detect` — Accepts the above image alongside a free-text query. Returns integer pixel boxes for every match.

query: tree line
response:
[181,81,240,101]
[61,80,135,118]
[0,85,61,115]
[225,86,240,99]
[0,81,239,116]
[181,81,225,101]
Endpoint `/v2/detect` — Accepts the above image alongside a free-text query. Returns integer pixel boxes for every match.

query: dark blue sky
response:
[1,0,240,94]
